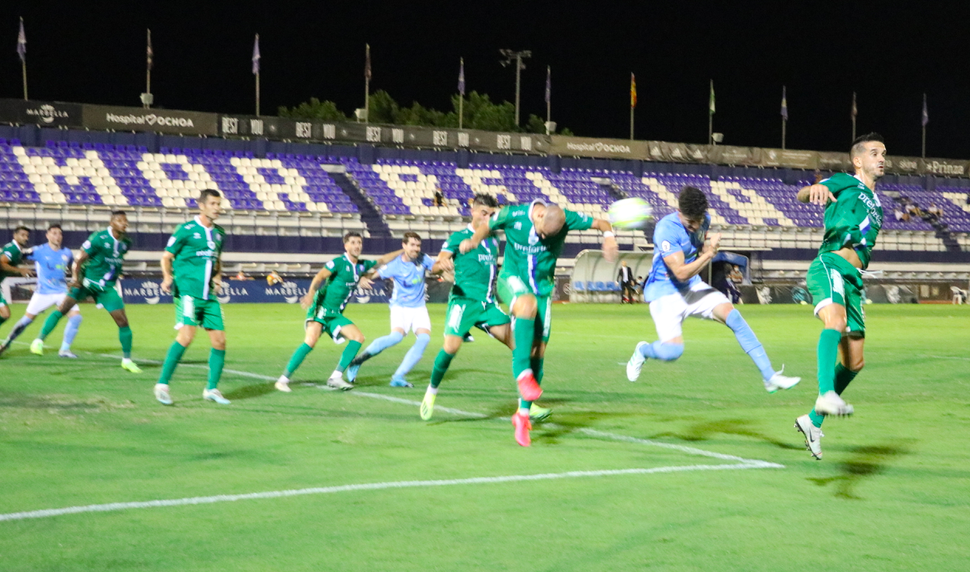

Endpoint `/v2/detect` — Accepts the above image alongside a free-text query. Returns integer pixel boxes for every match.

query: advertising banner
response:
[0,99,83,127]
[121,278,390,305]
[83,104,218,136]
[550,135,649,160]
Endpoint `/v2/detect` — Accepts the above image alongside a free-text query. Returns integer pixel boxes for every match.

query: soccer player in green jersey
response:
[794,132,886,460]
[0,226,34,341]
[154,189,229,406]
[275,232,401,392]
[34,211,141,373]
[461,199,618,446]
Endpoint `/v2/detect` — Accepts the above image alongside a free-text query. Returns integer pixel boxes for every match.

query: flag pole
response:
[851,92,857,142]
[22,59,28,101]
[458,57,465,130]
[252,34,261,116]
[144,29,152,109]
[546,66,551,129]
[781,85,787,150]
[630,73,635,140]
[922,93,928,158]
[708,80,714,145]
[782,117,786,150]
[364,43,371,124]
[18,17,27,100]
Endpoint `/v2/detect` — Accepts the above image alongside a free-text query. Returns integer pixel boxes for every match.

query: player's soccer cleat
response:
[765,369,800,393]
[154,383,173,406]
[275,375,292,393]
[121,359,142,374]
[626,341,647,382]
[58,350,78,359]
[516,371,542,402]
[346,362,361,382]
[794,414,824,460]
[390,377,413,388]
[326,374,354,391]
[420,391,436,420]
[462,334,475,343]
[0,339,10,357]
[30,339,44,355]
[512,411,532,447]
[203,388,231,405]
[529,403,552,423]
[814,390,854,417]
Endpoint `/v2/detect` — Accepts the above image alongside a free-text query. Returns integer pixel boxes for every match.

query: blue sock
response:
[725,309,775,381]
[362,331,404,360]
[4,315,34,343]
[60,314,82,351]
[638,340,684,361]
[393,333,430,380]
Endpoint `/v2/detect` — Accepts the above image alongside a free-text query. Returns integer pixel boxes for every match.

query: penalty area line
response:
[0,462,777,523]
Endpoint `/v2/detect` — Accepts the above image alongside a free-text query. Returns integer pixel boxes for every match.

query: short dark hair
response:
[402,232,422,244]
[343,231,363,243]
[851,132,885,157]
[471,193,498,208]
[678,186,708,219]
[47,223,62,232]
[13,225,30,234]
[199,189,221,202]
[110,210,127,218]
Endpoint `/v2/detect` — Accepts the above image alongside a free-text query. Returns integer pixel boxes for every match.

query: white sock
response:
[426,385,438,395]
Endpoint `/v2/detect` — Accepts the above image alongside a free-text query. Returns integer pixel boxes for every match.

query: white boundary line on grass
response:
[0,345,783,523]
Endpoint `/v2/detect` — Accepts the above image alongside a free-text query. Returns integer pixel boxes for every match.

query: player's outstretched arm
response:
[0,253,33,277]
[160,251,175,294]
[432,250,455,275]
[591,218,619,262]
[459,221,492,254]
[798,184,836,205]
[375,248,404,266]
[302,267,332,309]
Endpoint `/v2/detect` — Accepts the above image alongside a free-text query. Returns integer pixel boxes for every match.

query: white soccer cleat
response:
[814,390,854,417]
[154,383,173,406]
[203,388,231,405]
[765,369,800,393]
[275,375,292,393]
[58,350,79,359]
[794,414,824,460]
[326,374,354,391]
[626,341,647,382]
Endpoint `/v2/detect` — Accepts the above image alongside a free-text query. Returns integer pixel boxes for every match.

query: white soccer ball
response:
[608,197,654,230]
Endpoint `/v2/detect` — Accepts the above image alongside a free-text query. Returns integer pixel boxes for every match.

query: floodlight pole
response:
[500,49,531,126]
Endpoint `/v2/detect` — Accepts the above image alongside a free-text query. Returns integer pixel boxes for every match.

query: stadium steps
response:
[330,172,392,239]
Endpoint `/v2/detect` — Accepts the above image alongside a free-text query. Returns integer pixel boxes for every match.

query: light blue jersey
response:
[379,253,435,308]
[644,212,711,302]
[29,243,74,295]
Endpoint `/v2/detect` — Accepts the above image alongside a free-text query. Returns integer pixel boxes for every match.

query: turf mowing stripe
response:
[0,462,777,523]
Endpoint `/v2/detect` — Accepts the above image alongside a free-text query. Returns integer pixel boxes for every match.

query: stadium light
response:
[499,49,531,126]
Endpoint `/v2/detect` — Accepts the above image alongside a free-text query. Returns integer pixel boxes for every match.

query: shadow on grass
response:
[222,383,277,400]
[808,444,910,499]
[650,418,804,451]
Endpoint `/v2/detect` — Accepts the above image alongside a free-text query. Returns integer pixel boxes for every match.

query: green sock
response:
[284,343,314,378]
[512,317,535,379]
[119,326,133,359]
[0,315,6,329]
[207,348,226,390]
[834,363,858,395]
[816,329,841,395]
[39,310,64,340]
[157,341,187,385]
[430,349,455,389]
[337,340,363,372]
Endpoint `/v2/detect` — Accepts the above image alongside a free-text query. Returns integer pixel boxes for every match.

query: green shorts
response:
[806,252,866,336]
[444,296,511,338]
[70,280,125,313]
[0,292,6,307]
[175,295,225,331]
[496,275,553,343]
[306,304,354,344]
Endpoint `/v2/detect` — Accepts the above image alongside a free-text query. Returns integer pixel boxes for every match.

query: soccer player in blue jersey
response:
[0,225,82,358]
[347,232,448,387]
[625,186,800,393]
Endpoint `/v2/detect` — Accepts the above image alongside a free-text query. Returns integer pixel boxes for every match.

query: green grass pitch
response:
[1,302,968,571]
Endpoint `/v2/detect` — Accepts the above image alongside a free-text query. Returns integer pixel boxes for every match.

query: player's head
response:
[470,193,498,229]
[534,203,565,239]
[402,232,422,260]
[677,186,708,232]
[12,226,30,246]
[343,231,363,257]
[109,211,129,234]
[46,224,63,248]
[851,132,886,181]
[198,189,222,221]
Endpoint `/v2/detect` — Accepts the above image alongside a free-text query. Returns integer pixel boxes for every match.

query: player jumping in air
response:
[461,199,618,446]
[793,133,885,460]
[33,211,141,373]
[154,189,230,406]
[625,186,800,392]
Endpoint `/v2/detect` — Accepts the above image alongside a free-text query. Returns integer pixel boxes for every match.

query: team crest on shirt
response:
[514,222,522,230]
[662,240,672,253]
[193,233,201,239]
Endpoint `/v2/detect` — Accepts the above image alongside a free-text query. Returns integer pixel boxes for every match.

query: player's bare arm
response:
[0,253,33,277]
[459,220,492,254]
[212,259,224,294]
[69,250,89,288]
[797,184,836,205]
[301,267,332,309]
[375,248,404,266]
[160,251,175,294]
[662,237,718,282]
[591,218,619,262]
[432,250,455,275]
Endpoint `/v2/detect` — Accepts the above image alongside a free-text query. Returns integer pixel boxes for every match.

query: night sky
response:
[2,1,967,159]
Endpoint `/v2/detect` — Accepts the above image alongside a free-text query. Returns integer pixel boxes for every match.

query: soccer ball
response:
[608,197,654,230]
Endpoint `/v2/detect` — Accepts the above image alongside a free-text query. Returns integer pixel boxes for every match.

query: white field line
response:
[0,462,775,523]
